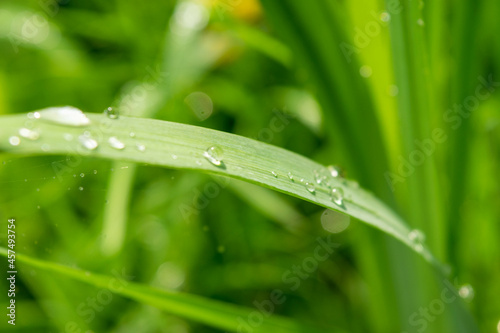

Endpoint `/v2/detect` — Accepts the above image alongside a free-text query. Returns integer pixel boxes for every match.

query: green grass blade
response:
[0,247,328,333]
[0,109,440,266]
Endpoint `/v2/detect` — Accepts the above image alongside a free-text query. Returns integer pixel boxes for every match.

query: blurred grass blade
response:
[0,247,328,333]
[0,110,440,266]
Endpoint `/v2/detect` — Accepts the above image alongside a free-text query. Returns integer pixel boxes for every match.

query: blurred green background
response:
[0,0,499,332]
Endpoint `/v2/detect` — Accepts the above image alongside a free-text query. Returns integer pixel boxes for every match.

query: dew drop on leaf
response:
[136,143,146,152]
[305,182,315,193]
[331,187,344,205]
[79,134,98,150]
[327,165,343,178]
[203,146,223,166]
[108,136,125,150]
[8,136,20,146]
[39,106,91,126]
[105,107,119,119]
[19,128,40,140]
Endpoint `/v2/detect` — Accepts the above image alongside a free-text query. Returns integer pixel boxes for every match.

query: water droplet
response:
[19,128,40,140]
[8,136,20,146]
[321,209,350,233]
[129,132,136,138]
[417,18,425,26]
[458,284,474,302]
[313,169,326,184]
[39,106,91,126]
[24,179,27,182]
[380,11,391,22]
[172,154,178,160]
[37,205,40,209]
[195,159,202,166]
[327,165,343,178]
[408,229,426,243]
[79,133,98,150]
[203,146,223,166]
[84,271,91,276]
[104,107,119,119]
[108,136,125,150]
[360,65,373,78]
[27,112,41,119]
[64,133,74,141]
[41,144,50,151]
[271,171,278,178]
[305,182,315,193]
[79,186,84,191]
[36,188,40,192]
[80,173,85,178]
[287,172,294,181]
[331,187,344,205]
[93,170,97,174]
[136,143,146,152]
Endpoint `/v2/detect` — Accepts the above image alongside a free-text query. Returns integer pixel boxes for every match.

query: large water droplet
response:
[19,128,40,140]
[39,106,91,126]
[108,136,125,150]
[203,146,223,166]
[305,182,315,193]
[8,136,21,146]
[104,107,119,119]
[321,209,350,233]
[331,187,344,205]
[458,284,474,302]
[79,134,98,150]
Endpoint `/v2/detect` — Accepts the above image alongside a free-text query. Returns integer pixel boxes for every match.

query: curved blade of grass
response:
[0,110,440,267]
[0,248,329,333]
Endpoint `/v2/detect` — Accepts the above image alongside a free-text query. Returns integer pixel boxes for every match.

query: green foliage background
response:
[0,0,499,332]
